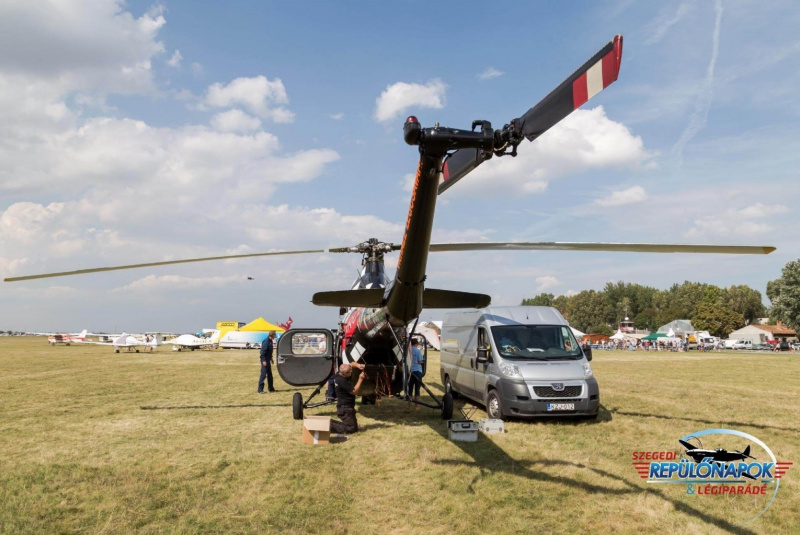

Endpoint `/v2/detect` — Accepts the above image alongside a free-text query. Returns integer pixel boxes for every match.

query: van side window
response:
[478,328,489,349]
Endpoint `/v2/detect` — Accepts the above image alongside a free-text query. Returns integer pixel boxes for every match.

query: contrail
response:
[672,0,723,165]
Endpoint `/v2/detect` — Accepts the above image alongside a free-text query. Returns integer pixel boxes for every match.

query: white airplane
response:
[168,330,219,351]
[111,333,160,353]
[46,329,89,345]
[84,333,159,352]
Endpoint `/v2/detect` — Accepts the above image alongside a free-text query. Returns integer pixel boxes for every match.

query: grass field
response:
[1,337,798,534]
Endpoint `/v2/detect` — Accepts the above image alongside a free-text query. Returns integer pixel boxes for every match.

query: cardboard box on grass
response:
[302,416,331,445]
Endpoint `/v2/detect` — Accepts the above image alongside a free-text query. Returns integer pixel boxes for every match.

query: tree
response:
[692,300,744,338]
[521,293,554,307]
[566,290,613,333]
[767,259,800,331]
[634,309,659,331]
[726,285,766,325]
[588,323,614,336]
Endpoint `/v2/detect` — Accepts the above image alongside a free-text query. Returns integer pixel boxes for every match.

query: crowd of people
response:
[587,338,798,352]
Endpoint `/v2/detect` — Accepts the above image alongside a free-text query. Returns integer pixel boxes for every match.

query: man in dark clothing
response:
[330,361,366,434]
[258,331,277,393]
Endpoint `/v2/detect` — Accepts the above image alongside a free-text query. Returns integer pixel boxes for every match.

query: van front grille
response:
[533,386,582,398]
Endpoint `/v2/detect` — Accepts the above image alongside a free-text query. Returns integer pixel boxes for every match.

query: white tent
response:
[415,325,441,350]
[667,328,676,338]
[570,326,586,338]
[610,330,627,340]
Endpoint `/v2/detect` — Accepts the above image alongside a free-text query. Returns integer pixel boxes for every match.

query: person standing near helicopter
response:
[258,331,277,393]
[406,338,425,409]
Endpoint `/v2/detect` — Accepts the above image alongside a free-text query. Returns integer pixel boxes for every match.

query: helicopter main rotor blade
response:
[428,242,775,255]
[439,35,623,194]
[3,249,325,282]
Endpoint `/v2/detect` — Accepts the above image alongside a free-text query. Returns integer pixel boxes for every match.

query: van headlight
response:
[499,362,521,378]
[583,363,593,378]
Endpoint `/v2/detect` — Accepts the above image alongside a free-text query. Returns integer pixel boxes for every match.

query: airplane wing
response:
[678,439,698,451]
[428,242,775,255]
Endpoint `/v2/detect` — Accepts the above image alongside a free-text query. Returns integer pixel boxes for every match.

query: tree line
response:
[521,281,765,337]
[522,258,800,338]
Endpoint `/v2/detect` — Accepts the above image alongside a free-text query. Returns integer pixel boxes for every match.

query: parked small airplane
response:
[47,329,89,345]
[168,331,219,351]
[85,333,160,352]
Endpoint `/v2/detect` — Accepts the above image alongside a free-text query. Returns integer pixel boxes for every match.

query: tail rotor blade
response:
[517,35,623,142]
[440,148,486,194]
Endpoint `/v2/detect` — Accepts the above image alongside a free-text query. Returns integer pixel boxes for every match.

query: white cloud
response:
[400,172,416,192]
[565,290,579,297]
[374,79,446,122]
[595,186,648,207]
[535,276,560,291]
[478,67,504,80]
[448,107,653,197]
[686,203,788,238]
[329,112,345,120]
[210,109,262,133]
[204,76,294,122]
[0,1,165,95]
[113,274,247,293]
[167,50,183,68]
[191,62,204,77]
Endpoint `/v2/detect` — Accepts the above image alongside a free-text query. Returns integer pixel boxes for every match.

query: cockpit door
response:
[276,329,335,386]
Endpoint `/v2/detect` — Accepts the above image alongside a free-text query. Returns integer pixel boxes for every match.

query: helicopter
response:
[4,35,774,420]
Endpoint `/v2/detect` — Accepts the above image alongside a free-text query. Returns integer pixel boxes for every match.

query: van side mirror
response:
[476,346,491,363]
[583,344,593,361]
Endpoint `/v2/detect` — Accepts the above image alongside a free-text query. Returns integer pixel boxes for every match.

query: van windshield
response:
[491,325,582,360]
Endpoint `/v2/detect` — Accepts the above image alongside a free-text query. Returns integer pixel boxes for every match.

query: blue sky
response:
[1,0,799,333]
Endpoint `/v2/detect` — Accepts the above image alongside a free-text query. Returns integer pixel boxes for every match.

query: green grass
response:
[0,338,798,534]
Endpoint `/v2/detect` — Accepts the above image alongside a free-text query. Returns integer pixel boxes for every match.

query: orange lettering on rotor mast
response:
[396,159,423,270]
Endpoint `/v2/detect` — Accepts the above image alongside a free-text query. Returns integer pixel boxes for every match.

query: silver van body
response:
[440,306,599,419]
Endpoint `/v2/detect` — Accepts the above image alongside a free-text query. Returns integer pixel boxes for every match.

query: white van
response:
[440,306,599,420]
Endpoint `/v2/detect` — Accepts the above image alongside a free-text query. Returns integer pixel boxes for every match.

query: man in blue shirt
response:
[406,338,425,409]
[258,331,277,393]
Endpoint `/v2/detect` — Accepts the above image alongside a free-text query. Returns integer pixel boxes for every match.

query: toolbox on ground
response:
[478,418,505,434]
[447,420,479,442]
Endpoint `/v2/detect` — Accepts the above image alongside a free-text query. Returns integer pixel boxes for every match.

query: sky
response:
[1,0,799,333]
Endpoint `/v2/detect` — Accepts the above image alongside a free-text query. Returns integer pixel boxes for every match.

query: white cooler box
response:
[479,418,505,434]
[448,420,478,442]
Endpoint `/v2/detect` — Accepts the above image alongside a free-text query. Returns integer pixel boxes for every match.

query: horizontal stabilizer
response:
[423,288,491,309]
[312,289,384,308]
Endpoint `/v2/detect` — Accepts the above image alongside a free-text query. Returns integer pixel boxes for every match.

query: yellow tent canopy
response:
[240,317,286,332]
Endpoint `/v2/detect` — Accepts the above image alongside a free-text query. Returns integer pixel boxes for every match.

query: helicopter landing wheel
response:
[441,392,454,420]
[292,392,303,420]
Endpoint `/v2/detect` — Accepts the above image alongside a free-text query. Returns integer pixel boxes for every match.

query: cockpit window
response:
[491,325,582,359]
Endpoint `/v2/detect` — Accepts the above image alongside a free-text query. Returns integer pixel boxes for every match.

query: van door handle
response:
[277,356,285,364]
[470,358,474,369]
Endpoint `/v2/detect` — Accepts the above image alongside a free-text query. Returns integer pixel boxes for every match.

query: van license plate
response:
[547,403,575,411]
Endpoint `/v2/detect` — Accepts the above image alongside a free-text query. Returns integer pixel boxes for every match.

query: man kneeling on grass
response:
[330,362,366,435]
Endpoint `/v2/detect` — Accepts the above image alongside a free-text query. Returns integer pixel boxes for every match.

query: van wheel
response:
[292,393,303,420]
[486,390,504,420]
[444,375,459,399]
[441,392,453,420]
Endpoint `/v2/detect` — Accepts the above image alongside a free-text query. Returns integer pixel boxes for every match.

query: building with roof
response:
[729,321,797,344]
